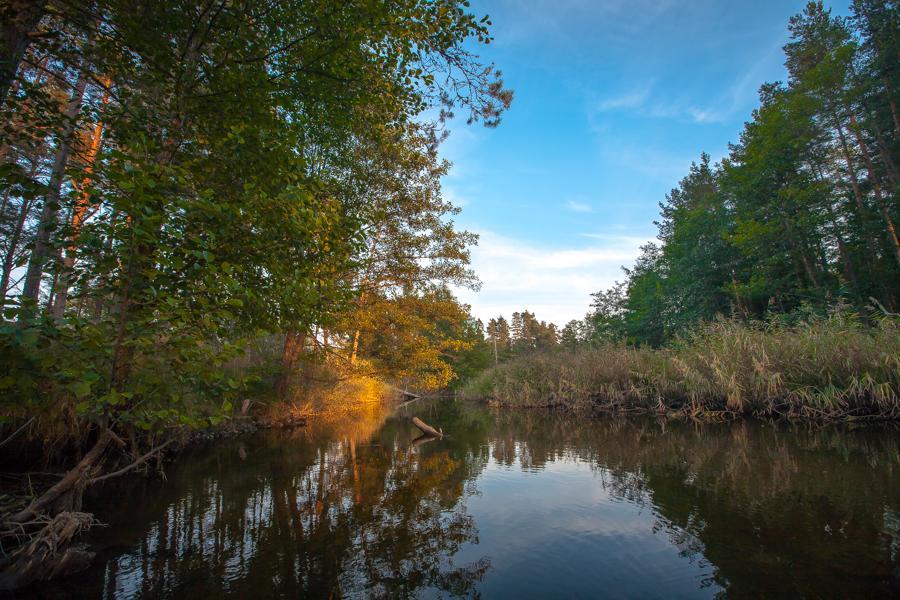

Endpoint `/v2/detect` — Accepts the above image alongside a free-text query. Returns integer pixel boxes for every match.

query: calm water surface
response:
[24,399,900,598]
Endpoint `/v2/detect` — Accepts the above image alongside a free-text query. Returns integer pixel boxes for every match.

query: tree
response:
[0,0,512,577]
[585,1,898,347]
[559,320,583,348]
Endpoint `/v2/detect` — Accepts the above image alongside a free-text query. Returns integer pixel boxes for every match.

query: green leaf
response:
[68,381,93,399]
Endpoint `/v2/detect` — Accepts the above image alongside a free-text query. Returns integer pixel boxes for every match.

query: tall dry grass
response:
[462,314,900,420]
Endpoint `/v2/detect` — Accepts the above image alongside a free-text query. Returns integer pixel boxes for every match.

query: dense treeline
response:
[565,1,899,347]
[0,0,508,585]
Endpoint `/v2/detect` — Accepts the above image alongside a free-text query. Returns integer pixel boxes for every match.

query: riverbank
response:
[0,369,395,590]
[462,316,900,421]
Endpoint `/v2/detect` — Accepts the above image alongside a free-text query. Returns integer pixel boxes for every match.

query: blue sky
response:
[444,0,851,326]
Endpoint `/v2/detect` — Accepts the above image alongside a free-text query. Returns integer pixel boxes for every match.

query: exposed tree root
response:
[0,431,176,589]
[0,511,100,589]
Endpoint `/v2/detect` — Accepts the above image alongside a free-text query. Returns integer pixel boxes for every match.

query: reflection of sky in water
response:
[448,449,718,599]
[33,399,900,599]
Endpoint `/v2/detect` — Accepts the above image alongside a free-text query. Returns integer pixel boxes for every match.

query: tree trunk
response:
[411,416,442,438]
[0,192,32,298]
[834,119,870,220]
[108,5,207,392]
[278,330,305,396]
[52,79,111,319]
[848,113,900,263]
[21,69,88,305]
[868,116,899,189]
[0,0,45,107]
[780,216,819,288]
[885,78,900,137]
[831,215,859,295]
[349,328,360,364]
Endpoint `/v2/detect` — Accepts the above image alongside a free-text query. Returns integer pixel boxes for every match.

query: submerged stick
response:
[411,416,442,438]
[411,433,439,447]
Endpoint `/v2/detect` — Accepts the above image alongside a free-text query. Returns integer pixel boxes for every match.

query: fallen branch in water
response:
[9,431,111,525]
[411,433,442,448]
[411,416,442,438]
[89,438,176,484]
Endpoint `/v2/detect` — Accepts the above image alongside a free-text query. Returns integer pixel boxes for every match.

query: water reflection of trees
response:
[487,410,899,598]
[78,403,492,598]
[49,401,899,598]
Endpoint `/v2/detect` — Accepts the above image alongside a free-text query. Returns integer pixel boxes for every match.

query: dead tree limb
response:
[411,416,442,438]
[0,417,34,449]
[411,433,439,448]
[89,438,175,484]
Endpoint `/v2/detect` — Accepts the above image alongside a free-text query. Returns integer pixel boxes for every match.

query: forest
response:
[591,0,899,346]
[0,0,508,586]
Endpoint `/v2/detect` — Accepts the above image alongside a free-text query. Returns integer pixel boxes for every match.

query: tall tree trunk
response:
[278,330,305,396]
[799,251,820,289]
[885,78,900,137]
[812,162,862,299]
[52,79,111,319]
[848,114,900,263]
[780,216,819,289]
[834,119,870,220]
[108,0,211,392]
[0,0,45,107]
[867,116,899,189]
[828,209,860,297]
[108,111,185,392]
[0,162,38,297]
[349,328,360,364]
[21,69,87,304]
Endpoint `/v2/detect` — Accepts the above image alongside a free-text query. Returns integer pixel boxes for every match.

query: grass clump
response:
[462,314,899,420]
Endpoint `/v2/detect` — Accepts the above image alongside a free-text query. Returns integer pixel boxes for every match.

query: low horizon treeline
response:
[465,312,899,420]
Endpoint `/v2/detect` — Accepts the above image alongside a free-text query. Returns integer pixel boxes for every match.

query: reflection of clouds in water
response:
[66,399,900,599]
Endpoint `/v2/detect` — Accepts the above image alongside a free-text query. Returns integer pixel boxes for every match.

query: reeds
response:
[462,314,900,420]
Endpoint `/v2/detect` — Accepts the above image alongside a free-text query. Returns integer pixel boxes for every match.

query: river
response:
[25,398,900,598]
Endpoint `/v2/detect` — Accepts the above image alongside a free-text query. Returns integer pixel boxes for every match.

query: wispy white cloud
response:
[595,142,695,182]
[594,83,653,112]
[566,199,593,213]
[455,230,650,326]
[645,37,785,124]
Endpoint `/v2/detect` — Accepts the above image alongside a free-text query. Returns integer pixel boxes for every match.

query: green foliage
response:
[0,0,511,446]
[582,2,899,347]
[358,286,487,390]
